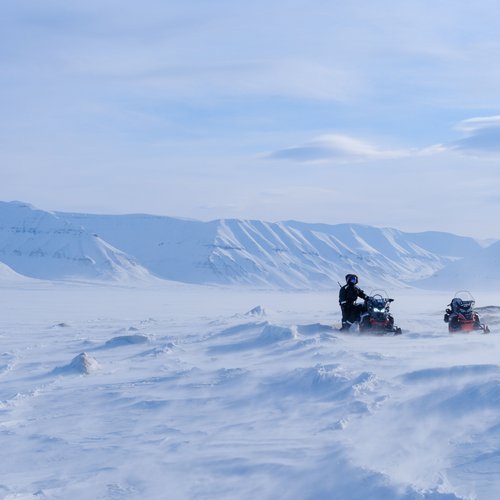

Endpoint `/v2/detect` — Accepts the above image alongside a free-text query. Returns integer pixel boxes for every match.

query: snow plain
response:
[1,280,500,499]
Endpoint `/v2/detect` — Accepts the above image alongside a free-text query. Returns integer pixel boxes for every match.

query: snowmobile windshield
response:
[366,290,391,311]
[367,290,390,301]
[454,290,475,303]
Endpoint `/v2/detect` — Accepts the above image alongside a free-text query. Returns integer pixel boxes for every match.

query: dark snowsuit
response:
[339,283,368,331]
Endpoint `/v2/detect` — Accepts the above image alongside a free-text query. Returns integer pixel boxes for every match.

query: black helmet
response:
[345,274,358,285]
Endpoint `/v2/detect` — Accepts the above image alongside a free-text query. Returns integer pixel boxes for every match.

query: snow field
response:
[1,282,500,499]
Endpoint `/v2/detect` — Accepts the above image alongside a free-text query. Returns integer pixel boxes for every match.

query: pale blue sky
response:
[2,1,500,238]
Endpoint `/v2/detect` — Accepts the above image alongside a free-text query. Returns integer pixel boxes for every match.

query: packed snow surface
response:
[1,280,500,499]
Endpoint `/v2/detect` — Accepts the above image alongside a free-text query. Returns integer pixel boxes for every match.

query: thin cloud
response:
[266,116,500,164]
[70,57,359,103]
[266,134,412,163]
[455,115,500,133]
[450,115,500,154]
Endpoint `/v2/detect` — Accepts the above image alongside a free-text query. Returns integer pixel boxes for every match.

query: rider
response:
[339,273,368,331]
[444,299,461,331]
[444,296,481,331]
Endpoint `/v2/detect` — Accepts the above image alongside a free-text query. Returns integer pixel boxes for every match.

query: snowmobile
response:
[444,291,490,333]
[359,290,402,335]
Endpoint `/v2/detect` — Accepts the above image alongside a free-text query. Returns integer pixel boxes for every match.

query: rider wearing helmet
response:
[339,273,368,331]
[444,295,481,331]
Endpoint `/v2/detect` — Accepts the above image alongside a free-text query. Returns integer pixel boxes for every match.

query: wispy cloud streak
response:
[267,115,500,164]
[450,115,500,154]
[267,134,414,163]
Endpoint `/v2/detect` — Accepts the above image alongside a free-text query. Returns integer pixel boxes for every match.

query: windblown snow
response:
[1,281,500,499]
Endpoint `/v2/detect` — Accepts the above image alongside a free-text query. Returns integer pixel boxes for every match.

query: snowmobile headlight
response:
[373,307,385,313]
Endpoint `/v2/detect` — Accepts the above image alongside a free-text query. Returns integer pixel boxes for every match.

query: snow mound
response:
[136,343,177,357]
[51,322,70,328]
[244,305,266,317]
[264,364,377,401]
[52,352,100,375]
[104,334,150,348]
[257,324,296,344]
[216,321,267,337]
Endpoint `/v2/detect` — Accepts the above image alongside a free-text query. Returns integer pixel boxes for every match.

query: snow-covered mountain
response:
[0,201,491,287]
[58,211,484,288]
[0,201,152,282]
[417,239,500,290]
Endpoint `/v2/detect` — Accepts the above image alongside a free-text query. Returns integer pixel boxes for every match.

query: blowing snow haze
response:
[0,200,497,290]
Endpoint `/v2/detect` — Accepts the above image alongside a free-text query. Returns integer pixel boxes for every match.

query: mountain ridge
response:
[0,200,496,288]
[57,209,486,288]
